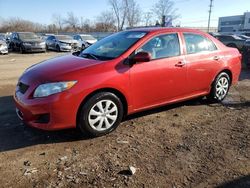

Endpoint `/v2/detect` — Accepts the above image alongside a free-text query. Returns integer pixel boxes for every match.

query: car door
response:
[183,33,222,95]
[130,33,188,110]
[13,33,19,49]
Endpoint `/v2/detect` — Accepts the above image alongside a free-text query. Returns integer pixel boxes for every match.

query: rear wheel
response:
[227,43,237,48]
[19,46,24,54]
[56,45,60,52]
[78,92,124,137]
[208,72,231,102]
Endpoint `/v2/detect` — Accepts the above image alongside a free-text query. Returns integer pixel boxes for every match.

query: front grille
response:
[71,43,78,50]
[35,113,50,124]
[18,82,29,94]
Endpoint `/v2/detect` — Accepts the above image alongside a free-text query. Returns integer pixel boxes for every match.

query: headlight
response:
[40,42,45,45]
[60,42,69,46]
[23,42,31,46]
[33,81,77,98]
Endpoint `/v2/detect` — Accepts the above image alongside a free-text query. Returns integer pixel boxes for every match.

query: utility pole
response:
[207,0,214,32]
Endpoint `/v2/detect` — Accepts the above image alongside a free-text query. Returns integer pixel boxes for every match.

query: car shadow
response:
[216,175,250,188]
[0,95,208,153]
[240,69,250,81]
[0,96,92,152]
[0,89,248,153]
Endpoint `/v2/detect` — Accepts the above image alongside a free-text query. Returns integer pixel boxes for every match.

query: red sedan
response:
[14,28,242,136]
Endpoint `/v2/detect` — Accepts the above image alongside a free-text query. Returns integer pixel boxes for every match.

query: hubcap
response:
[215,77,229,100]
[88,100,118,131]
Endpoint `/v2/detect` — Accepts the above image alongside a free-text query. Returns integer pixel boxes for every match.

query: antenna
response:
[207,0,214,32]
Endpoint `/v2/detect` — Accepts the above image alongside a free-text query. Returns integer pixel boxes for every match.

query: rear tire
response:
[208,72,231,102]
[19,46,24,54]
[56,45,60,52]
[78,92,124,137]
[227,43,237,48]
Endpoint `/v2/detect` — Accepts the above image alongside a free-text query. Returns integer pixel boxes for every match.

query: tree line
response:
[0,0,179,33]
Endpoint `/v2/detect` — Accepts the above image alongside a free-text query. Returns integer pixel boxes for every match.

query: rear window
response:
[184,33,217,54]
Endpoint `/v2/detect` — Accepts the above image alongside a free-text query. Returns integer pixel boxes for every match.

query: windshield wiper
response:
[81,53,99,60]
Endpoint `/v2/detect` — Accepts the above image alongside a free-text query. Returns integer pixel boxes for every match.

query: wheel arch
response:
[76,87,128,127]
[211,69,233,88]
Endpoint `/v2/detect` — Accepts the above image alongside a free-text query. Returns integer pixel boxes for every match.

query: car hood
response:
[59,40,78,44]
[86,39,97,44]
[20,55,102,84]
[22,39,43,43]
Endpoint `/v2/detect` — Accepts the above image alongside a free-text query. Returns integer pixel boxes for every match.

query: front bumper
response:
[59,45,72,51]
[0,47,8,54]
[23,45,46,52]
[14,88,79,131]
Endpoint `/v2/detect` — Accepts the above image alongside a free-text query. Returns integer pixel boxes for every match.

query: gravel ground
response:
[0,52,249,188]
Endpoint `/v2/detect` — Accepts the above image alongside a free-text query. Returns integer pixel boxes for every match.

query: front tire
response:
[19,46,25,54]
[78,92,124,137]
[208,72,231,102]
[56,45,60,52]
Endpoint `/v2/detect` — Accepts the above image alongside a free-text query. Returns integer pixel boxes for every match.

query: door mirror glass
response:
[132,51,151,63]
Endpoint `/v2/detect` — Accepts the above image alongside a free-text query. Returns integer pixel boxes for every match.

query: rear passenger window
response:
[184,33,217,54]
[137,33,180,60]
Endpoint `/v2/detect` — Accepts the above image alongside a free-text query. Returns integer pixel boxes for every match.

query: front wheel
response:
[78,92,124,137]
[56,45,60,52]
[208,72,231,102]
[19,46,25,54]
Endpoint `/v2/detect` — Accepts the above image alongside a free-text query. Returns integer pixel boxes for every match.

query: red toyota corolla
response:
[14,28,242,136]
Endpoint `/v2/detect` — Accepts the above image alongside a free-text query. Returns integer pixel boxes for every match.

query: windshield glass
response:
[56,35,73,40]
[19,33,39,40]
[81,35,96,40]
[80,31,147,60]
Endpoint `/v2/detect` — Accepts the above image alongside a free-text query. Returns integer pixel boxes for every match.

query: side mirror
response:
[132,51,151,63]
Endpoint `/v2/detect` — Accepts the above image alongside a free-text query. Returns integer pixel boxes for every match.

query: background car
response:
[73,34,97,50]
[237,34,250,40]
[215,34,245,51]
[0,39,8,55]
[242,39,250,67]
[46,35,80,52]
[9,32,46,53]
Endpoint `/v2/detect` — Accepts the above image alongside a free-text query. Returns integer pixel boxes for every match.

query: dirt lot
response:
[0,52,249,188]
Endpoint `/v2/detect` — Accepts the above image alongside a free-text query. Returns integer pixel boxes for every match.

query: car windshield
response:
[19,33,39,40]
[81,35,96,40]
[56,35,73,40]
[80,31,148,60]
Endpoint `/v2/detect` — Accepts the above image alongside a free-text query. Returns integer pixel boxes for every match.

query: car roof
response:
[127,27,206,34]
[16,32,35,34]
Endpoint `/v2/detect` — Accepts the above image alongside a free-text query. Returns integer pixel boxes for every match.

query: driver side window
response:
[137,33,180,60]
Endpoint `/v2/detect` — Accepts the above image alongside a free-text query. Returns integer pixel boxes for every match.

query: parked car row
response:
[0,32,98,54]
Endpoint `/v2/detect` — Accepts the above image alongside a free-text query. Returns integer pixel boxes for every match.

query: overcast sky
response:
[0,0,249,27]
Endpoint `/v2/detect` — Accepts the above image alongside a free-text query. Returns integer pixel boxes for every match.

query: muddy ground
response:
[0,52,249,188]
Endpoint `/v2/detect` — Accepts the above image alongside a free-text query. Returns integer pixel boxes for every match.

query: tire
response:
[19,46,24,54]
[227,43,237,48]
[208,72,231,102]
[56,45,60,52]
[82,44,86,50]
[45,44,49,51]
[78,92,124,137]
[10,43,15,51]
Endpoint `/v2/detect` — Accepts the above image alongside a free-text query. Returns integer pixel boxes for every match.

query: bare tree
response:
[152,0,179,24]
[108,0,128,31]
[126,0,141,27]
[0,17,45,32]
[143,11,154,26]
[52,14,64,32]
[95,11,116,32]
[64,12,79,31]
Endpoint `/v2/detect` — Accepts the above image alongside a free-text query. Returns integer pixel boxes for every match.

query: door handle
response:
[175,61,186,67]
[213,56,220,61]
